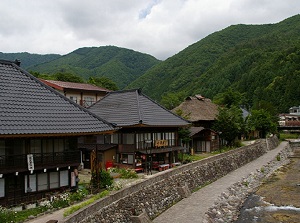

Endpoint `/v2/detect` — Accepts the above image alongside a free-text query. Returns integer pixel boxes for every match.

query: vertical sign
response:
[27,154,34,171]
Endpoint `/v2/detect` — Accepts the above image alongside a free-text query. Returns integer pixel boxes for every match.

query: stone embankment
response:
[64,136,279,223]
[204,141,292,223]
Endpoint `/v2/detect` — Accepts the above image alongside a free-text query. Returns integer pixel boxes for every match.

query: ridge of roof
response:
[88,88,190,127]
[40,79,111,92]
[0,60,116,136]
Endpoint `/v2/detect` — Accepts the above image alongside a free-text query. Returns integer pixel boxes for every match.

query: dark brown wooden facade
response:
[0,137,80,206]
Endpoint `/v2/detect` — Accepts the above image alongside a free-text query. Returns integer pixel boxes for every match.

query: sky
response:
[0,0,299,60]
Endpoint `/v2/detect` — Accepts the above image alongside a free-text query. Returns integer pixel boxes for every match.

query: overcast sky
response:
[0,0,299,60]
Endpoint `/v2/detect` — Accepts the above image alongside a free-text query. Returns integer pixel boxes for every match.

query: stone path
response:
[153,141,288,223]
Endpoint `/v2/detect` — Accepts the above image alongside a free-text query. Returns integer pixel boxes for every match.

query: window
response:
[122,133,134,144]
[25,174,37,193]
[121,154,134,164]
[50,172,59,189]
[42,139,53,153]
[70,96,77,103]
[31,139,41,153]
[60,170,69,187]
[0,179,4,197]
[0,140,5,156]
[54,139,64,152]
[37,173,48,191]
[111,134,119,144]
[84,97,94,107]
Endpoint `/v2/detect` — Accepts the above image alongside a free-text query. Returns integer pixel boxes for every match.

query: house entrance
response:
[6,175,24,205]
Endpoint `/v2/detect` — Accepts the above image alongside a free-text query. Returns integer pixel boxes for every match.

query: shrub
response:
[91,170,113,189]
[69,187,89,203]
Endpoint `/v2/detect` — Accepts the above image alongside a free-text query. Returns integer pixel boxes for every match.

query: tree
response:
[54,72,84,83]
[213,106,245,146]
[161,92,185,110]
[246,109,278,138]
[88,77,118,91]
[213,88,245,108]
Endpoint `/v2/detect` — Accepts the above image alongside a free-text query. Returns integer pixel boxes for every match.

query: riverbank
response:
[203,141,299,223]
[235,146,300,223]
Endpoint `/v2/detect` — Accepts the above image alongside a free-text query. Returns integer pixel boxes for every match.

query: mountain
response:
[28,46,161,89]
[0,52,61,68]
[128,14,300,113]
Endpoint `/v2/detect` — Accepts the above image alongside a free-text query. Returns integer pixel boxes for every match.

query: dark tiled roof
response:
[39,79,111,92]
[88,89,190,127]
[0,60,115,136]
[189,127,205,137]
[172,96,219,122]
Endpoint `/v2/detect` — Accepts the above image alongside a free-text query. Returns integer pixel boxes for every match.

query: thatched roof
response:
[172,95,219,122]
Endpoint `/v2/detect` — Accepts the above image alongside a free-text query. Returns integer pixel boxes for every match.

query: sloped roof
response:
[172,96,219,122]
[88,89,190,127]
[40,79,110,92]
[0,60,115,137]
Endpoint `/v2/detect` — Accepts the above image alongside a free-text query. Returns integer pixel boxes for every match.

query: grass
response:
[64,190,109,217]
[279,132,299,141]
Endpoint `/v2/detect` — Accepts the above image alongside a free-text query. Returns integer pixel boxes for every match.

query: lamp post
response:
[145,140,152,175]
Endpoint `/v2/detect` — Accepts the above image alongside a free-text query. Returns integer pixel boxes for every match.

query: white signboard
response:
[27,154,34,171]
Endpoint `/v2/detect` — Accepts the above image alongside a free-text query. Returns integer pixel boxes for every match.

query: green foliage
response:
[213,88,245,108]
[64,190,109,217]
[53,72,84,83]
[246,109,278,138]
[213,106,245,146]
[128,15,300,113]
[27,46,160,89]
[91,170,113,189]
[0,52,60,69]
[279,132,299,141]
[88,76,118,91]
[0,206,48,223]
[118,168,138,179]
[69,188,89,203]
[109,168,138,179]
[178,153,193,164]
[160,92,186,110]
[178,127,191,146]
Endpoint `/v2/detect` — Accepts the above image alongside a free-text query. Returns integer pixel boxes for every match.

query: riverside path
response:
[153,141,288,223]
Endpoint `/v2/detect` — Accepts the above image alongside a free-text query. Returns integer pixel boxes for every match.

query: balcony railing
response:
[0,151,80,171]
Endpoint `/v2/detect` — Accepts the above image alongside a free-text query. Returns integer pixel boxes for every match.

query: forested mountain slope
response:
[28,46,160,89]
[128,14,300,113]
[0,52,61,68]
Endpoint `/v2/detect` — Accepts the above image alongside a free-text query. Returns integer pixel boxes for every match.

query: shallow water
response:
[235,191,300,223]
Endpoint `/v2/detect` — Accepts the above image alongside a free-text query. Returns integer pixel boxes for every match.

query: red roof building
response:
[40,79,111,107]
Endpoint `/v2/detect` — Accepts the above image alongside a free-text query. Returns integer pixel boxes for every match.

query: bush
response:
[118,168,138,179]
[99,170,113,188]
[69,187,89,203]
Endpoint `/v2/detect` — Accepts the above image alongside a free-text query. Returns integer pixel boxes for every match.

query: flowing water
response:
[235,148,300,223]
[235,194,300,223]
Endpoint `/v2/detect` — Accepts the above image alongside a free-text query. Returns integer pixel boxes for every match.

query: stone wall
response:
[64,136,279,223]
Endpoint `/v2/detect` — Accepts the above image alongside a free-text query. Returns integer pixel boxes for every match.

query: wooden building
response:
[85,89,190,173]
[0,60,115,206]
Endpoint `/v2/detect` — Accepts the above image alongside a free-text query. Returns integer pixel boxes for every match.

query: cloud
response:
[0,0,299,60]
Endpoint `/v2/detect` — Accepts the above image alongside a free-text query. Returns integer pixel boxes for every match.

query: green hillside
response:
[128,14,300,113]
[0,52,60,68]
[28,46,161,89]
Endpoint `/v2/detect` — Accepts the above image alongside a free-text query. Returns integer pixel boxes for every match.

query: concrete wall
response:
[64,136,279,223]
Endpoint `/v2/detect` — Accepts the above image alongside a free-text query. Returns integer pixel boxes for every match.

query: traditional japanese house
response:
[189,127,219,153]
[86,89,190,173]
[172,95,219,128]
[0,60,115,206]
[172,95,220,152]
[40,79,111,107]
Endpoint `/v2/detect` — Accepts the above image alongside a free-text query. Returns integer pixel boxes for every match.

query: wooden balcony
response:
[0,151,80,173]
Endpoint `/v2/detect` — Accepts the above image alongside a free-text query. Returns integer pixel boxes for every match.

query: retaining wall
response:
[64,136,279,223]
